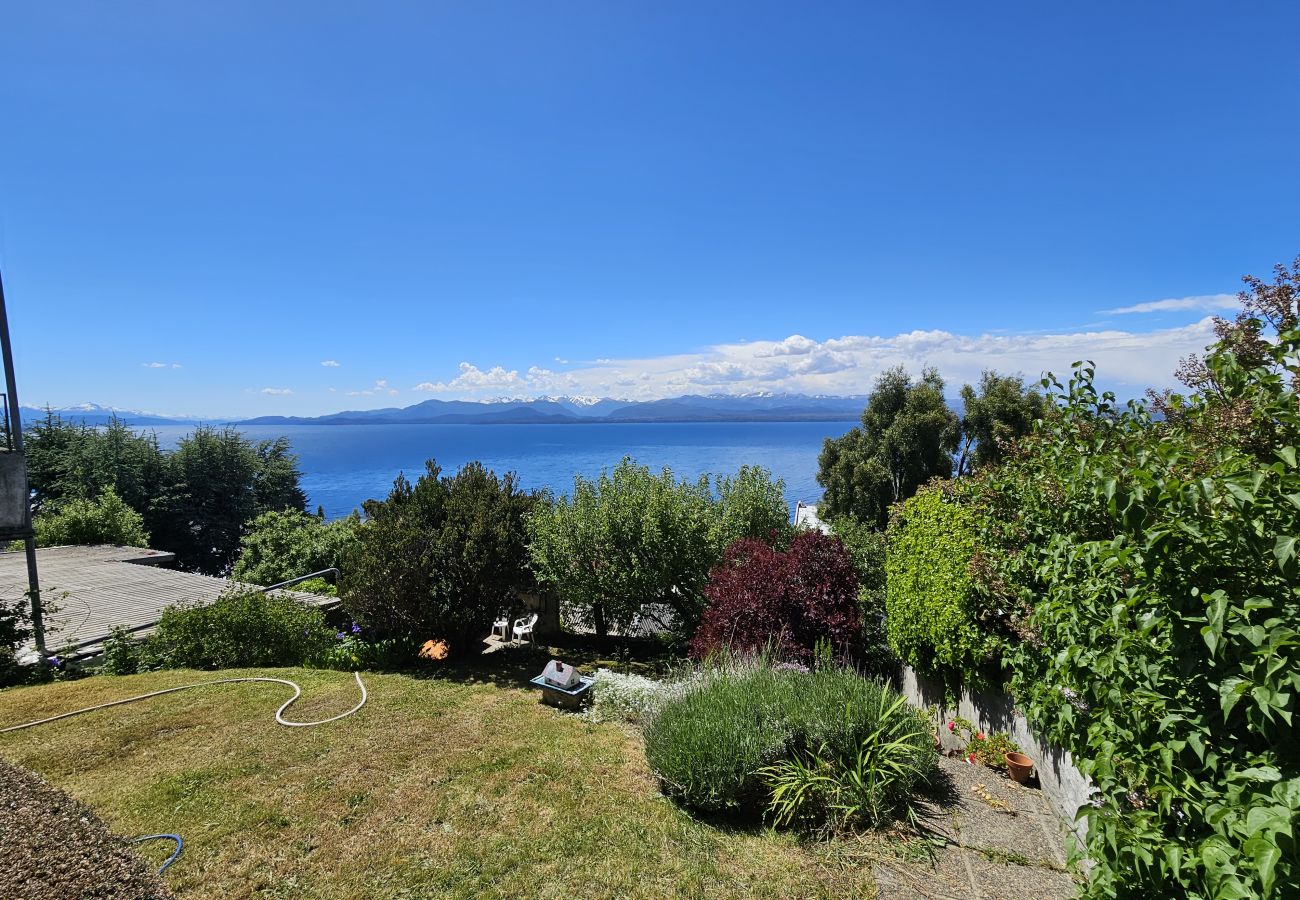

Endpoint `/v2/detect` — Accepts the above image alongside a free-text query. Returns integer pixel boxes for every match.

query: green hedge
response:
[884,481,997,683]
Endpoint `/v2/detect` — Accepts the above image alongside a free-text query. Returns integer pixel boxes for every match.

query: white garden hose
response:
[0,672,368,734]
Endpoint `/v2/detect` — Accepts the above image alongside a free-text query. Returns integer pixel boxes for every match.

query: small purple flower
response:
[46,656,62,668]
[336,631,347,641]
[350,622,362,635]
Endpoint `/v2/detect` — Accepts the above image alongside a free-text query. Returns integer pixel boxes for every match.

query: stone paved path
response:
[872,756,1080,900]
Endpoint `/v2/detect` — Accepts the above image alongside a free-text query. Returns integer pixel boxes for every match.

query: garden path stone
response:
[872,756,1079,900]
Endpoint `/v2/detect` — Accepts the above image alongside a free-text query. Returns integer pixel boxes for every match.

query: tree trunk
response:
[593,602,608,637]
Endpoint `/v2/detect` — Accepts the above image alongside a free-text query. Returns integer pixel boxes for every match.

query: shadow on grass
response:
[364,631,685,691]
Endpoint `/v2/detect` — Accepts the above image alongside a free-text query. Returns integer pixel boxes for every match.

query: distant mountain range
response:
[19,394,870,428]
[240,393,869,426]
[19,403,207,427]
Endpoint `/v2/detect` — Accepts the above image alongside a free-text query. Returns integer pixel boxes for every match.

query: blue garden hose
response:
[133,833,183,874]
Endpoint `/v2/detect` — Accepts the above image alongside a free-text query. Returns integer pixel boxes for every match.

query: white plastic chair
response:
[491,614,511,643]
[512,613,538,645]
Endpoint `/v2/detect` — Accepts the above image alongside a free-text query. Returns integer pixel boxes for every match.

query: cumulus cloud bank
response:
[412,318,1220,401]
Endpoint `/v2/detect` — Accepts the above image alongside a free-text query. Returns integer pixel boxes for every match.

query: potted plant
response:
[1004,751,1034,783]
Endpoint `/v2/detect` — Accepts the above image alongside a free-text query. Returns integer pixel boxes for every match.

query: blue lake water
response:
[145,421,856,519]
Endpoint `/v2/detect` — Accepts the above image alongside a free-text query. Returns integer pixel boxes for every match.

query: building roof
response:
[793,502,832,534]
[0,544,332,661]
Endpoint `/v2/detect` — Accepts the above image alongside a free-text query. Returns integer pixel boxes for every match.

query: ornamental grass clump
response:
[643,661,935,830]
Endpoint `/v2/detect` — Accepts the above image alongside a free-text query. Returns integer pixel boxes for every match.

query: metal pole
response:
[0,266,43,655]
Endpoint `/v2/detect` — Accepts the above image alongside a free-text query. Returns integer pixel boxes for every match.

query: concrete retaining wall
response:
[898,664,1093,847]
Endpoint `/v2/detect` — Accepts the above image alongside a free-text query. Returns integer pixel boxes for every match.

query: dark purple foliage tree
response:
[689,530,862,663]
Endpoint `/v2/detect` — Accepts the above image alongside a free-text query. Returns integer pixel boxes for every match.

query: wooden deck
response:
[0,545,334,660]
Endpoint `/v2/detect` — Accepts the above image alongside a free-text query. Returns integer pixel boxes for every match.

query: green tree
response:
[340,460,537,654]
[527,459,788,638]
[24,413,165,515]
[32,488,150,548]
[23,417,308,574]
[149,426,308,574]
[817,367,959,527]
[232,509,360,593]
[954,370,1046,476]
[826,515,891,667]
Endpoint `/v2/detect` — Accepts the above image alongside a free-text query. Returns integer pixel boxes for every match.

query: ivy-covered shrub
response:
[884,481,999,684]
[143,588,335,669]
[689,531,861,664]
[977,262,1300,898]
[644,661,934,824]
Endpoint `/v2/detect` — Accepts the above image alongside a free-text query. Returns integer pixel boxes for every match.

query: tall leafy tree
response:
[816,367,959,527]
[527,458,788,638]
[24,413,165,514]
[955,370,1046,476]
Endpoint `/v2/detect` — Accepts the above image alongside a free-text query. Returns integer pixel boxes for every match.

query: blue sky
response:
[2,2,1298,416]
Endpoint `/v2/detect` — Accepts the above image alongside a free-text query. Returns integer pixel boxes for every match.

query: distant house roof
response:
[0,544,333,662]
[793,502,831,534]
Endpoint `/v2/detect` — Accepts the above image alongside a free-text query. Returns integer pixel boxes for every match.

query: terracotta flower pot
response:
[1004,751,1034,783]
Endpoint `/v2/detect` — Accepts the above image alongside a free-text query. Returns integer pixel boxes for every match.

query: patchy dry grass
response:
[0,668,875,899]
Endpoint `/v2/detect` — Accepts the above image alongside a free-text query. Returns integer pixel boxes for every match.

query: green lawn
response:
[0,667,875,899]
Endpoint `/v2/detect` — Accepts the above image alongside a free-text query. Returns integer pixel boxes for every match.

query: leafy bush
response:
[308,628,423,671]
[584,669,681,725]
[689,531,862,664]
[885,480,999,685]
[0,597,31,687]
[643,663,935,822]
[99,625,143,675]
[826,516,891,667]
[340,460,537,654]
[32,488,150,548]
[975,262,1300,898]
[143,588,335,669]
[528,459,789,638]
[232,509,360,593]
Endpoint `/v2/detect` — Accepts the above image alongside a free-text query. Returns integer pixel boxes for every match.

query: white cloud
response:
[261,387,293,396]
[142,361,181,369]
[320,359,340,367]
[1103,294,1238,315]
[346,379,392,397]
[408,318,1220,402]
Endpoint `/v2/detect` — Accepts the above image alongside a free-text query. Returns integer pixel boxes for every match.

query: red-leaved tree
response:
[689,530,862,662]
